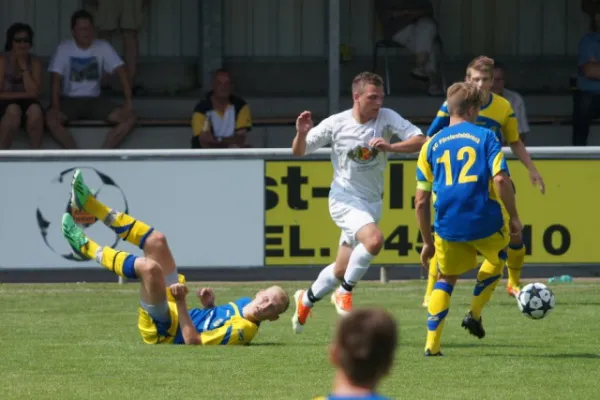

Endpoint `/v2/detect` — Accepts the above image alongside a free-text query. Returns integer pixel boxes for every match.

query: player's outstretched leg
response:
[331,224,383,316]
[292,245,351,333]
[506,242,525,297]
[423,255,438,307]
[71,169,154,250]
[463,259,503,339]
[62,213,138,280]
[425,277,456,356]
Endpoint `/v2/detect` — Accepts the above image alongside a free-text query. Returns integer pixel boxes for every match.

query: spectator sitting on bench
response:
[191,69,252,148]
[574,1,600,146]
[374,0,442,95]
[45,9,136,149]
[492,62,530,143]
[0,22,44,149]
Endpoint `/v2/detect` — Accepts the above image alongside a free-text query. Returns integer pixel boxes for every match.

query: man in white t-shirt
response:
[492,62,530,142]
[45,9,136,149]
[290,72,426,333]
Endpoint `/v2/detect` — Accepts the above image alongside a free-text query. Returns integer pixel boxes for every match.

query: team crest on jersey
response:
[347,145,379,164]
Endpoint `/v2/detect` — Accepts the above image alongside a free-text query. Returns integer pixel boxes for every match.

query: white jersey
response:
[501,88,530,134]
[304,108,423,201]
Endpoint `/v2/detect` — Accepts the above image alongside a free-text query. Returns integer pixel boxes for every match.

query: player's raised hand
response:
[529,169,545,194]
[420,243,435,269]
[169,283,189,301]
[296,111,313,135]
[369,137,392,152]
[196,287,216,308]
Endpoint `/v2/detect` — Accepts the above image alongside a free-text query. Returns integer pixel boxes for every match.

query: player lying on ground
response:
[416,82,522,356]
[290,72,426,333]
[314,308,397,400]
[62,169,289,345]
[422,56,544,305]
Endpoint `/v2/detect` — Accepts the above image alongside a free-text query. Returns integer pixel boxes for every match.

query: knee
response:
[26,104,43,122]
[363,230,384,255]
[144,230,169,252]
[3,104,22,125]
[137,258,162,279]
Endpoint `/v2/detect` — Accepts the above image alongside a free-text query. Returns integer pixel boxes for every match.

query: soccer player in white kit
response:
[290,72,426,333]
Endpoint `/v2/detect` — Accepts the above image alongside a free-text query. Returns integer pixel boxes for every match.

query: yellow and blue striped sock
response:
[84,196,154,249]
[425,281,454,354]
[507,242,526,288]
[80,236,138,279]
[471,260,503,319]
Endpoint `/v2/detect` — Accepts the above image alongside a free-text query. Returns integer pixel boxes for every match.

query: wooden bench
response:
[65,115,579,128]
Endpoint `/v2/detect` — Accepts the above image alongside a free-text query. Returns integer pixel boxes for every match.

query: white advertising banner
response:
[0,160,264,269]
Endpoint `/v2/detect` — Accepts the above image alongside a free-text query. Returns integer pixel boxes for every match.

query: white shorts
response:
[329,192,382,247]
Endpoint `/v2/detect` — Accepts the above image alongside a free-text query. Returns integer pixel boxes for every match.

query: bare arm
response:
[509,139,545,193]
[582,62,600,80]
[292,131,308,156]
[174,299,202,345]
[21,58,41,96]
[115,65,132,108]
[493,172,519,220]
[415,189,433,245]
[50,72,62,109]
[388,135,427,153]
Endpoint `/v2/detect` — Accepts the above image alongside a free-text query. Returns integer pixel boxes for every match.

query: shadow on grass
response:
[481,353,600,359]
[442,342,548,349]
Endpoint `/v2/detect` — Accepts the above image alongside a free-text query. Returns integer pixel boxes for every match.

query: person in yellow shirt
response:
[423,56,545,305]
[62,169,289,345]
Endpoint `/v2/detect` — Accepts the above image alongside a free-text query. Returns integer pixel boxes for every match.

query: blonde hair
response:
[446,82,485,117]
[466,56,494,79]
[268,286,290,313]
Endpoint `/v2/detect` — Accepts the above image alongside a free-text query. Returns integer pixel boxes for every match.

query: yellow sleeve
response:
[416,139,433,191]
[191,112,207,137]
[503,104,520,144]
[235,104,252,131]
[199,317,258,345]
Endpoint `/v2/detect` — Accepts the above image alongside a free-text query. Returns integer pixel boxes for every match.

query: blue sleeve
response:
[579,36,595,67]
[485,130,509,177]
[427,103,450,137]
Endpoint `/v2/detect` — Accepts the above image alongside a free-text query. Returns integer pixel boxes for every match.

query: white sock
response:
[338,244,374,294]
[302,263,339,307]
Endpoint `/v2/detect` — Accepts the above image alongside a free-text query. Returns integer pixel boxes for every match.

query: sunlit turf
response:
[1,280,599,399]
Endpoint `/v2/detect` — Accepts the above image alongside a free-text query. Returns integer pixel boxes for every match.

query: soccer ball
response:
[35,167,128,261]
[517,283,555,320]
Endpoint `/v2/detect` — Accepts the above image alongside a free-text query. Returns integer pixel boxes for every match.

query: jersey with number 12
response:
[416,121,509,242]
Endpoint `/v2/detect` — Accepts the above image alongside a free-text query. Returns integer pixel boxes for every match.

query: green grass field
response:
[1,280,599,399]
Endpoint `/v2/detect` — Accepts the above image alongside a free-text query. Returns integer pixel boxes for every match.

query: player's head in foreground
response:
[465,56,495,99]
[445,81,485,124]
[328,308,398,396]
[352,71,385,121]
[245,285,290,322]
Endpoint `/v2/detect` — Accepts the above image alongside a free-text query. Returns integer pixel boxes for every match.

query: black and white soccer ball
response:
[35,167,128,261]
[517,283,555,320]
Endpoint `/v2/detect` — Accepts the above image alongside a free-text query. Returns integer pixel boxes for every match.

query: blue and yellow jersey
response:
[427,93,519,144]
[416,121,509,242]
[173,297,259,345]
[313,393,390,400]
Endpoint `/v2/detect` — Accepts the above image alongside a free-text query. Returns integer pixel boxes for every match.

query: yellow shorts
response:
[137,274,186,345]
[434,228,509,276]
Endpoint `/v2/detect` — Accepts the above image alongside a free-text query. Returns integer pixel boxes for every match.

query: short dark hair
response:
[334,308,398,388]
[4,22,34,51]
[352,71,384,94]
[70,9,94,30]
[493,61,505,72]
